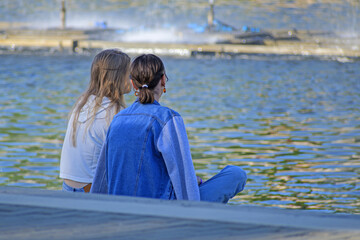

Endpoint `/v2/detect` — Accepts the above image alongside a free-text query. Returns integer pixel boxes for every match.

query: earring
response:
[134,91,139,96]
[163,87,166,93]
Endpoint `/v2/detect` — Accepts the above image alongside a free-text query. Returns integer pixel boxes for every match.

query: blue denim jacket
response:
[91,100,200,201]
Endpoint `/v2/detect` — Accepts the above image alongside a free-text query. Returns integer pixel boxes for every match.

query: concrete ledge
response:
[1,38,359,58]
[0,38,75,48]
[0,26,359,58]
[0,186,359,232]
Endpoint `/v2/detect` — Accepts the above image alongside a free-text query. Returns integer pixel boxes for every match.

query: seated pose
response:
[60,49,131,192]
[91,54,247,203]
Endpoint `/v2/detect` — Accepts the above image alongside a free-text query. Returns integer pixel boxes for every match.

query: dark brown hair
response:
[130,54,165,104]
[71,49,131,146]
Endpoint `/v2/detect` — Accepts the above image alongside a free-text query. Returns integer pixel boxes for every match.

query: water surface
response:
[0,53,359,213]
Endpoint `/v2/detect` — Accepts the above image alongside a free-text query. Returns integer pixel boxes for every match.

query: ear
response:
[161,74,166,87]
[131,80,138,90]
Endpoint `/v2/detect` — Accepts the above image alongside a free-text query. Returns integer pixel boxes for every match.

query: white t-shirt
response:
[60,96,118,183]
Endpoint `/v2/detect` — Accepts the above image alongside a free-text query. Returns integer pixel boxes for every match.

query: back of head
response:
[89,49,131,103]
[71,49,131,146]
[130,54,165,104]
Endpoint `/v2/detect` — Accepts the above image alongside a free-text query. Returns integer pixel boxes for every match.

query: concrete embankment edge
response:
[0,186,359,232]
[0,38,359,58]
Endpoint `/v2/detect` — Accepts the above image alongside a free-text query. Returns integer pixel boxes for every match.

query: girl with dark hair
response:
[60,49,131,192]
[91,54,247,203]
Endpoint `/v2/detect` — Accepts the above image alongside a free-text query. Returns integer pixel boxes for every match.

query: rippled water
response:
[0,53,359,214]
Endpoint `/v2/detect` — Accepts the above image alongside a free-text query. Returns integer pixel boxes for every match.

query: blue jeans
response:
[62,181,85,193]
[199,165,247,203]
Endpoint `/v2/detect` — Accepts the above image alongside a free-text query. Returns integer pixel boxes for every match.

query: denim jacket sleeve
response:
[157,116,201,201]
[90,140,108,194]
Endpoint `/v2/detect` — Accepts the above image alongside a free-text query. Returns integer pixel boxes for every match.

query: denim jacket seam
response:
[119,105,180,126]
[155,113,180,148]
[160,123,185,199]
[163,113,177,126]
[118,113,167,127]
[156,115,185,199]
[133,117,156,196]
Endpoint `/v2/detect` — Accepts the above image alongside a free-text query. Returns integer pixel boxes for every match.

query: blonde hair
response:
[71,49,131,146]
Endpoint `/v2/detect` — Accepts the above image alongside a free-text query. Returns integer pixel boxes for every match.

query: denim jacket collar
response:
[135,98,160,106]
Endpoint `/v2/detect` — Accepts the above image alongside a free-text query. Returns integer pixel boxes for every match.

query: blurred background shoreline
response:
[1,0,359,34]
[0,0,359,60]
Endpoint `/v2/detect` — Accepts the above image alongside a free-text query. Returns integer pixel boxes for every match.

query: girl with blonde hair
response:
[60,49,131,192]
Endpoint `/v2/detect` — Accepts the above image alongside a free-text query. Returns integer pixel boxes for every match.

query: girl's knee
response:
[224,165,247,182]
[223,165,247,196]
